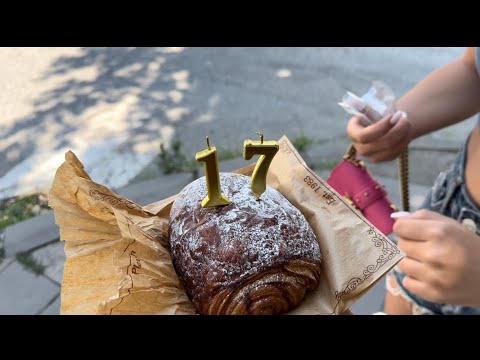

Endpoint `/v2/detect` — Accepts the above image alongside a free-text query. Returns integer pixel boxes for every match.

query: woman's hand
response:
[346,111,412,162]
[394,209,480,307]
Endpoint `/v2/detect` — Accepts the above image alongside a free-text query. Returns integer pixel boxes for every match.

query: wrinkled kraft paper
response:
[49,136,404,315]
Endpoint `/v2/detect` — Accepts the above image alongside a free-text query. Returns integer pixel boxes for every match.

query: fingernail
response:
[390,111,403,125]
[391,211,411,219]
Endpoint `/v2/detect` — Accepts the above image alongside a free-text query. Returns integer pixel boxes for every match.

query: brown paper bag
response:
[49,136,404,315]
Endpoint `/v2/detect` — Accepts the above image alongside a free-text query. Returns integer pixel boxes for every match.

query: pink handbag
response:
[327,144,398,235]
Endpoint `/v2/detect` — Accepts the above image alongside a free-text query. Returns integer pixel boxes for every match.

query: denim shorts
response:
[388,134,480,315]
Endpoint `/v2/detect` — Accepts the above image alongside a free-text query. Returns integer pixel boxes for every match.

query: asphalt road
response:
[0,47,469,199]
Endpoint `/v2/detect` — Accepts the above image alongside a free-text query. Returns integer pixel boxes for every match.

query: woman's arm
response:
[347,47,480,162]
[397,47,480,140]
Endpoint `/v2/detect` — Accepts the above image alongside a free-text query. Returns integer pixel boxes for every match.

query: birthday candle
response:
[243,132,279,200]
[195,136,230,208]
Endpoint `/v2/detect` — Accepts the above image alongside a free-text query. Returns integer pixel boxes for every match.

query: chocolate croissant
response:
[169,173,322,315]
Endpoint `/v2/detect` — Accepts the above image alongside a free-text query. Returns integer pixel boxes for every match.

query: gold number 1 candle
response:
[195,136,230,208]
[243,132,279,200]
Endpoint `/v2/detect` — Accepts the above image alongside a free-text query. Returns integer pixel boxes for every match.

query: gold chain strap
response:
[398,150,410,212]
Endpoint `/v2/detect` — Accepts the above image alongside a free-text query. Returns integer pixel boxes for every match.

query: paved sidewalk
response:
[0,47,467,200]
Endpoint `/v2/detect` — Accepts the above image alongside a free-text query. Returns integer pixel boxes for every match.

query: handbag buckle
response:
[344,194,358,209]
[342,156,366,168]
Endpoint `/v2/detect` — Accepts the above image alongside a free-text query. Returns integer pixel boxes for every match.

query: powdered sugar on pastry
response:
[169,173,322,314]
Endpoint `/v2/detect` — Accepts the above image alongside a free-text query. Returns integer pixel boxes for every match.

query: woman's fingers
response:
[347,114,394,144]
[347,112,411,162]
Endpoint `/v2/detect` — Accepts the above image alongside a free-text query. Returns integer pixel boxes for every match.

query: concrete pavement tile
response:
[39,294,60,315]
[117,172,193,206]
[350,277,386,315]
[4,211,58,257]
[0,261,59,315]
[31,241,65,285]
[0,257,15,274]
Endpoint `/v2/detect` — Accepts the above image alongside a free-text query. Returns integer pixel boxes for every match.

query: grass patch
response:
[217,145,241,161]
[316,159,339,170]
[158,140,197,175]
[16,251,45,275]
[292,134,316,152]
[292,134,333,152]
[0,194,49,232]
[0,242,4,265]
[0,194,50,271]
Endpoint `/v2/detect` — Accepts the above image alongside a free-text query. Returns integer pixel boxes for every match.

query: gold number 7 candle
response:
[195,136,230,208]
[243,132,279,200]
